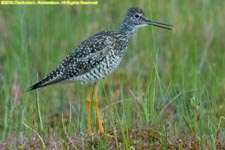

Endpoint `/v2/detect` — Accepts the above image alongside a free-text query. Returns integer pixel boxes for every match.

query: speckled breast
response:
[77,50,123,84]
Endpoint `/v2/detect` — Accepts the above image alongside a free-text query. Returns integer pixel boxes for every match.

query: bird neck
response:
[119,23,137,40]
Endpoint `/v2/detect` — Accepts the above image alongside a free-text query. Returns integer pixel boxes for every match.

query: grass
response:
[0,1,225,149]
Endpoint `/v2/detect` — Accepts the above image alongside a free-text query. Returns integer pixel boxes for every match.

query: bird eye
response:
[134,14,140,18]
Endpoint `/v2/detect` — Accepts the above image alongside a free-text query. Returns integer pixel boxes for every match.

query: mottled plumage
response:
[27,7,173,135]
[27,8,172,91]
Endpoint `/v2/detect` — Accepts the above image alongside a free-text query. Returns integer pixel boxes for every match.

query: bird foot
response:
[98,128,104,136]
[87,129,92,135]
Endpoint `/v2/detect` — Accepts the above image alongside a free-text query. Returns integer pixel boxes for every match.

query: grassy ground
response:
[0,1,225,149]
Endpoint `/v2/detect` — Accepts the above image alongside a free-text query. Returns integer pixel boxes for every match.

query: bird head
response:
[123,7,173,30]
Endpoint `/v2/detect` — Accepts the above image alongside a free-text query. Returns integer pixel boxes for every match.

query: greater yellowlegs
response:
[27,7,173,135]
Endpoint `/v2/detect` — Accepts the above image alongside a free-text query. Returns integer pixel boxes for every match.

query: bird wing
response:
[59,32,115,78]
[27,31,115,91]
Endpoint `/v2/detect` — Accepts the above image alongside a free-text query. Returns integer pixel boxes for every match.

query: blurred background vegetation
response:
[0,0,224,148]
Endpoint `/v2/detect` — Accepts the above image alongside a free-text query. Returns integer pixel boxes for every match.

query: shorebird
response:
[27,7,173,135]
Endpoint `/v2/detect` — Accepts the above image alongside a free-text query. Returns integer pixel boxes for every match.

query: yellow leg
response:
[93,83,104,135]
[86,85,92,134]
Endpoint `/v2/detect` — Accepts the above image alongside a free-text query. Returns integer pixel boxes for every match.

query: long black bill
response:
[144,17,173,30]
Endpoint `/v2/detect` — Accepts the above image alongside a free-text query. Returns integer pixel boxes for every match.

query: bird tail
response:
[26,75,65,92]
